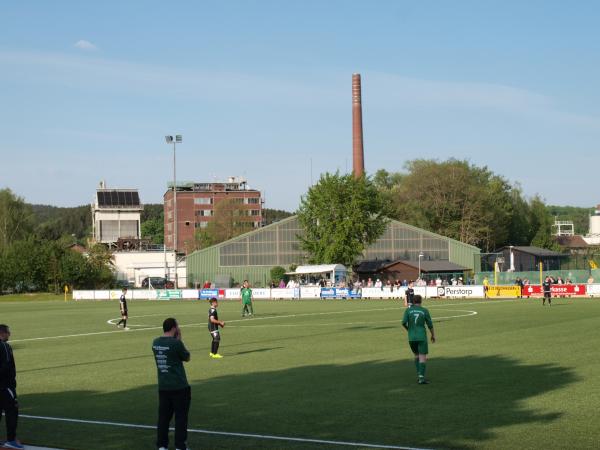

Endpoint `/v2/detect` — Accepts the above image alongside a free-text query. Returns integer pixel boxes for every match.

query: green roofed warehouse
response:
[186,216,481,287]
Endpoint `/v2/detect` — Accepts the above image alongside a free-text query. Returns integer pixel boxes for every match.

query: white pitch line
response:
[13,299,506,343]
[230,310,478,328]
[20,414,431,450]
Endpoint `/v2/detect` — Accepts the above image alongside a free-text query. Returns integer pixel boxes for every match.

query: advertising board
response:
[485,286,522,298]
[523,284,587,296]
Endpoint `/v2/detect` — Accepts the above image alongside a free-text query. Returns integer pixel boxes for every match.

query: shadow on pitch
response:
[232,346,284,356]
[20,355,578,449]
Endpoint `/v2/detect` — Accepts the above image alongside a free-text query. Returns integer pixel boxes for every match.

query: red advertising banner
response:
[523,284,587,296]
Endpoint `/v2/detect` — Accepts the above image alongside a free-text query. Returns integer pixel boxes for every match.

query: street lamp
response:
[165,135,182,288]
[418,252,424,280]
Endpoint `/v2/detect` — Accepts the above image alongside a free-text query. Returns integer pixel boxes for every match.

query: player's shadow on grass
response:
[20,355,578,449]
[232,346,284,356]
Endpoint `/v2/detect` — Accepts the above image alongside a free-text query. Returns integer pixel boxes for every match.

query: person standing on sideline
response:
[209,298,226,358]
[542,276,552,306]
[240,280,254,317]
[152,318,191,450]
[405,281,415,307]
[116,288,129,330]
[402,296,436,385]
[0,324,23,449]
[482,276,490,298]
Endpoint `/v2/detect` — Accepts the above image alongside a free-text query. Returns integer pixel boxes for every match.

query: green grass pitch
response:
[1,295,599,449]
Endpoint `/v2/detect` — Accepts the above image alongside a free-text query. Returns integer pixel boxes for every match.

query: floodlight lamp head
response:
[165,135,173,144]
[175,135,182,143]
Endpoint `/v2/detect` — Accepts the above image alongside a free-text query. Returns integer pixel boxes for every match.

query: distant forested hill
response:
[30,204,92,240]
[27,203,293,243]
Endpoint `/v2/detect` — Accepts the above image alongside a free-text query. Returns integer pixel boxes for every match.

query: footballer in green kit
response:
[241,280,254,317]
[402,295,436,384]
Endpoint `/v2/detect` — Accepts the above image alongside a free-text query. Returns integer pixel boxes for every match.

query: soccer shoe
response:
[209,352,215,357]
[211,353,223,359]
[159,447,168,450]
[4,441,24,449]
[124,327,131,331]
[418,379,430,385]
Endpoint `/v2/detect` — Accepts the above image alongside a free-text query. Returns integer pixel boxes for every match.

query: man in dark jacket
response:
[0,324,23,449]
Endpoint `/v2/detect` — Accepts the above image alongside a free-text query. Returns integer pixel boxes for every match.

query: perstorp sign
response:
[429,286,484,298]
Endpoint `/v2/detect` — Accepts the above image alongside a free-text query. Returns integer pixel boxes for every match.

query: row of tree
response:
[373,159,560,252]
[0,189,114,292]
[297,159,569,267]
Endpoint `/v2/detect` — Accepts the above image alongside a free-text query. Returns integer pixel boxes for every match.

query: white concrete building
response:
[112,250,187,287]
[92,182,143,245]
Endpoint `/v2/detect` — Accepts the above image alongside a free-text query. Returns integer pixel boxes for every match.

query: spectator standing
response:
[0,324,22,450]
[515,277,524,298]
[152,318,191,450]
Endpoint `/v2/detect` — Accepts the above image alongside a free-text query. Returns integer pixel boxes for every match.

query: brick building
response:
[164,177,262,254]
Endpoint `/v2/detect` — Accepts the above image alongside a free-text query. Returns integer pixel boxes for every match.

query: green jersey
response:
[152,336,190,391]
[241,287,252,304]
[402,306,433,342]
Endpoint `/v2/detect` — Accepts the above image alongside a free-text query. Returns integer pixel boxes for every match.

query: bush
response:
[270,266,287,285]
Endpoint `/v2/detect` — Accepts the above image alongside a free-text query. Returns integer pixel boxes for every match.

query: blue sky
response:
[1,1,599,210]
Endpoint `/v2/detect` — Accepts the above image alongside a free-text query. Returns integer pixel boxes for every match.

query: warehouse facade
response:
[186,216,480,287]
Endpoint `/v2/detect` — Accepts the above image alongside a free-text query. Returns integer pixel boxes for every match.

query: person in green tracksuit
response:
[402,295,436,384]
[241,280,254,317]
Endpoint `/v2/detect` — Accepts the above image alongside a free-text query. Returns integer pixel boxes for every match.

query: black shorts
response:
[210,330,220,341]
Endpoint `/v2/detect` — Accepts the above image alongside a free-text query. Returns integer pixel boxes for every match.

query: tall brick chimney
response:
[352,73,365,178]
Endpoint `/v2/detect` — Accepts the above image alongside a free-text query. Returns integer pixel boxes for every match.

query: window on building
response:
[244,197,260,204]
[194,197,212,205]
[250,209,260,216]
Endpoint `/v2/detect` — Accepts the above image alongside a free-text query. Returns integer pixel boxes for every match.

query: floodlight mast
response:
[165,134,181,288]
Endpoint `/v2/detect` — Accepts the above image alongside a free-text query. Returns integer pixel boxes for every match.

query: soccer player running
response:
[240,280,254,317]
[116,288,129,330]
[402,295,436,385]
[542,276,552,306]
[152,318,191,450]
[208,298,226,358]
[405,281,415,307]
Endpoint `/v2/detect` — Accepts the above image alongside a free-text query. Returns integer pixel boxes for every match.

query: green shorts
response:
[409,340,428,355]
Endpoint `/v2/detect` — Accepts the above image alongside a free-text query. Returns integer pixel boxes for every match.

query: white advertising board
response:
[427,286,485,298]
[271,288,297,299]
[361,287,403,299]
[300,287,322,298]
[133,290,155,299]
[252,288,271,299]
[72,290,95,300]
[225,289,241,299]
[181,289,199,299]
[586,284,600,297]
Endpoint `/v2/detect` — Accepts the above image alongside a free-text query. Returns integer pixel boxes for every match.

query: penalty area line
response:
[20,414,432,450]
